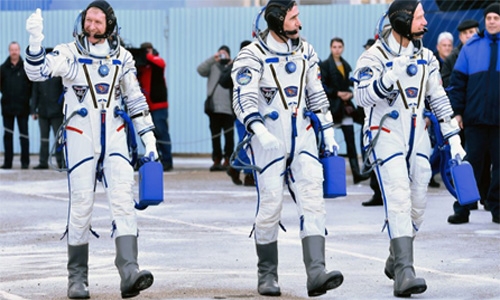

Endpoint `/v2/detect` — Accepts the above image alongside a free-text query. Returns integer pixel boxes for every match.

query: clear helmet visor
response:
[73,11,120,59]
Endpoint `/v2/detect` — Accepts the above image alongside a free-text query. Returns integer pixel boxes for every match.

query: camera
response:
[219,53,227,59]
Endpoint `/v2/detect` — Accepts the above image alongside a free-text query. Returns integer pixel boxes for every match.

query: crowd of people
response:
[0,0,497,298]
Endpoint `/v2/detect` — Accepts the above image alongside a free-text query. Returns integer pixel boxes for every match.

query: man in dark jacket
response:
[30,48,64,169]
[448,3,500,224]
[441,19,479,88]
[0,41,32,169]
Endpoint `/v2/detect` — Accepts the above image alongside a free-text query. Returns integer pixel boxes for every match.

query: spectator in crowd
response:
[320,37,368,184]
[30,48,65,169]
[0,41,32,169]
[219,40,255,186]
[197,45,235,172]
[232,0,344,296]
[137,42,173,171]
[441,20,479,88]
[24,2,156,298]
[447,3,500,224]
[353,0,466,296]
[434,31,453,70]
[363,38,375,50]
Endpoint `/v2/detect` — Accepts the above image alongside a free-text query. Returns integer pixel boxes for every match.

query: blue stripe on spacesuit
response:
[265,57,279,63]
[416,153,429,161]
[373,80,388,99]
[68,156,94,174]
[260,156,285,174]
[110,152,132,165]
[78,58,93,64]
[405,115,417,174]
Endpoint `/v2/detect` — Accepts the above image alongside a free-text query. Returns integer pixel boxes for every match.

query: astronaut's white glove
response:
[316,111,339,153]
[382,55,410,88]
[251,122,280,150]
[322,127,339,154]
[448,135,466,161]
[440,117,466,160]
[141,131,159,161]
[26,8,44,54]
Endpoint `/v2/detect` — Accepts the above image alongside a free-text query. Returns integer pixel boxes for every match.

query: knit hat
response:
[140,42,153,49]
[218,45,231,56]
[484,3,500,17]
[388,0,420,40]
[363,38,375,48]
[456,19,479,32]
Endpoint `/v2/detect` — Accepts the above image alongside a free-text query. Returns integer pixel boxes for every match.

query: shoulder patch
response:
[358,67,373,81]
[236,68,252,86]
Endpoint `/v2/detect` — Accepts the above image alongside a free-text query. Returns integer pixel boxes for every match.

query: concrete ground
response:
[0,155,499,300]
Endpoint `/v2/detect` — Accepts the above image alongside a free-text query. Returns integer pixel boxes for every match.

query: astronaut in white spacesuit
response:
[24,1,157,298]
[352,0,465,297]
[231,0,343,297]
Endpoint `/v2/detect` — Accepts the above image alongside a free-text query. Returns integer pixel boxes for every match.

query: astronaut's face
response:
[84,7,107,44]
[411,3,427,36]
[283,4,301,39]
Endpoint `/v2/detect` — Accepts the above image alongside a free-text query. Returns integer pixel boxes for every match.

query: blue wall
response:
[0,4,388,156]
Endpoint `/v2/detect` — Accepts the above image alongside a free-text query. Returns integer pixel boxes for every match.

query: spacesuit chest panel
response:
[67,54,122,111]
[260,51,307,111]
[380,52,428,112]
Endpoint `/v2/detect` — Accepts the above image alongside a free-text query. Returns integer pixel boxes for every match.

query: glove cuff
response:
[440,117,460,139]
[250,122,267,136]
[132,111,155,136]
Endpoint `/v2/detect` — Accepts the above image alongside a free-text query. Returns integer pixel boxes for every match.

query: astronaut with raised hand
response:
[25,1,156,298]
[231,0,343,297]
[352,0,465,297]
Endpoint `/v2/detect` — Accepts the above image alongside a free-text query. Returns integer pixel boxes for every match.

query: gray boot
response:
[384,244,394,280]
[302,236,343,297]
[115,235,154,298]
[256,241,281,296]
[391,237,427,297]
[67,244,90,299]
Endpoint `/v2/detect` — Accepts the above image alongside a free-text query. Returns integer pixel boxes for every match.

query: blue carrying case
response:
[449,158,480,206]
[136,154,164,210]
[321,151,347,198]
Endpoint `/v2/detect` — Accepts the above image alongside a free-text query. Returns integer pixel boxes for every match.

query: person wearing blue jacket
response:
[448,3,500,225]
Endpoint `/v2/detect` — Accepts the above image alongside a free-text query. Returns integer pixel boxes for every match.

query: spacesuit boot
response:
[114,235,154,298]
[391,237,427,297]
[301,236,343,297]
[384,243,395,280]
[67,244,90,299]
[256,241,281,296]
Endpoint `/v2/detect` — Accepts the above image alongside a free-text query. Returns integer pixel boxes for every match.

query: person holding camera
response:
[137,42,173,171]
[197,45,235,171]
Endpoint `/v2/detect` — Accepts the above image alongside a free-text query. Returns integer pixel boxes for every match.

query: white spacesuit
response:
[231,0,343,297]
[351,0,465,297]
[24,1,156,298]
